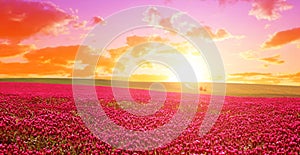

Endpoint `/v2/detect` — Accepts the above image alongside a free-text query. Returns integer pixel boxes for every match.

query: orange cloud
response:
[218,0,293,21]
[98,46,128,74]
[0,34,224,81]
[229,72,272,77]
[259,55,284,64]
[227,76,281,85]
[228,72,300,85]
[126,36,149,47]
[97,36,166,74]
[0,61,70,77]
[278,72,300,83]
[227,72,281,85]
[24,46,78,65]
[0,45,100,77]
[0,44,34,57]
[126,35,166,47]
[0,0,73,43]
[239,50,284,67]
[262,27,300,49]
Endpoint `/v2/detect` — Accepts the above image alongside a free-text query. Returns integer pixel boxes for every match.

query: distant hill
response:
[1,78,300,97]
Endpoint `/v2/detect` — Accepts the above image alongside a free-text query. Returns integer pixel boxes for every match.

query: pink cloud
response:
[218,0,293,21]
[92,16,104,25]
[249,0,293,21]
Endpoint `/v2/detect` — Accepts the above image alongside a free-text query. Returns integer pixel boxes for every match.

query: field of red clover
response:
[0,82,299,154]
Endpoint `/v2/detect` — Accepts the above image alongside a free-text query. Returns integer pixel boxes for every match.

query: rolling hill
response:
[1,78,299,97]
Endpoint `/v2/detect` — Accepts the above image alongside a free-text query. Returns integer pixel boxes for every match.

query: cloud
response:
[126,35,151,47]
[259,55,284,64]
[228,71,300,85]
[72,20,88,29]
[92,16,104,25]
[229,72,272,77]
[0,34,216,80]
[187,26,244,41]
[97,35,206,80]
[218,0,293,21]
[126,35,167,47]
[98,46,128,74]
[262,27,300,49]
[277,72,300,83]
[143,7,202,36]
[142,6,244,41]
[228,72,281,84]
[24,46,79,65]
[143,7,161,26]
[25,45,100,77]
[0,0,73,43]
[0,45,100,77]
[239,50,259,60]
[239,50,284,67]
[227,76,281,84]
[0,61,70,77]
[0,44,35,57]
[249,0,293,21]
[96,35,167,75]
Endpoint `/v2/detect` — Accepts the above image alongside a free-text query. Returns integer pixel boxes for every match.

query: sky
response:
[0,0,299,86]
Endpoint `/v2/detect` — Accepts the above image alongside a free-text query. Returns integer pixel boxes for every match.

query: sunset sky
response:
[0,0,299,86]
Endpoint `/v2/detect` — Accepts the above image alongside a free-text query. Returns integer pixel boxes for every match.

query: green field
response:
[1,78,300,97]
